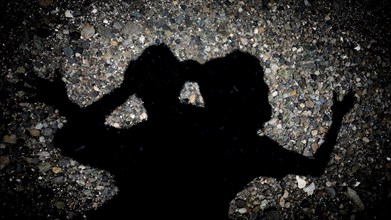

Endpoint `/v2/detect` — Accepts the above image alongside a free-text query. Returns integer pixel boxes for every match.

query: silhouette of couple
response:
[24,44,354,219]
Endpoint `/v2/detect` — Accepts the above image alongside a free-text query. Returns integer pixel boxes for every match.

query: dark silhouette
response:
[23,44,355,220]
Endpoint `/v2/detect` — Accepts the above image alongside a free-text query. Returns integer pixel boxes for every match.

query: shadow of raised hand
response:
[21,69,81,117]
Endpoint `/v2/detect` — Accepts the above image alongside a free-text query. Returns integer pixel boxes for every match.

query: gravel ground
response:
[1,0,390,219]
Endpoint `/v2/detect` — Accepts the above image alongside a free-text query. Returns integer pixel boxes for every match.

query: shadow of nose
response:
[257,103,272,128]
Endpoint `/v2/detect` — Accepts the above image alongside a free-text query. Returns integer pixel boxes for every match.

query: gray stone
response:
[122,22,142,36]
[81,23,95,39]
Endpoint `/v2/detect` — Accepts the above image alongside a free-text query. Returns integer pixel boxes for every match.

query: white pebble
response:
[64,10,73,18]
[296,175,307,189]
[303,182,316,196]
[238,208,247,214]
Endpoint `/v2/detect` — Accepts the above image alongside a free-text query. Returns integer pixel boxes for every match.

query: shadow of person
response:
[22,44,355,220]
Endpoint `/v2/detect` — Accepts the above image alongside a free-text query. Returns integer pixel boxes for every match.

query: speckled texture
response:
[1,0,390,219]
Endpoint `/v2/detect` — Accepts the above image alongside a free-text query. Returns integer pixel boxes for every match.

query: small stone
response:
[325,187,336,199]
[270,63,279,72]
[189,94,197,104]
[15,185,24,192]
[272,91,278,97]
[265,68,272,74]
[111,40,118,47]
[3,134,17,144]
[346,187,365,211]
[279,197,285,208]
[65,10,73,18]
[240,37,248,46]
[37,151,50,157]
[42,127,53,137]
[238,208,247,214]
[140,112,148,120]
[35,123,44,129]
[122,22,142,36]
[62,47,73,57]
[311,130,318,136]
[52,166,62,174]
[113,122,120,128]
[305,100,314,108]
[54,200,66,209]
[334,154,342,161]
[53,176,64,183]
[58,159,69,167]
[29,129,41,137]
[97,25,113,38]
[296,175,307,189]
[325,14,331,21]
[96,185,105,191]
[0,155,10,170]
[311,143,319,152]
[81,23,95,39]
[15,66,26,74]
[38,0,53,7]
[291,90,297,96]
[113,22,123,30]
[362,137,369,143]
[165,31,172,38]
[258,26,265,33]
[303,182,316,196]
[38,162,51,173]
[139,35,145,44]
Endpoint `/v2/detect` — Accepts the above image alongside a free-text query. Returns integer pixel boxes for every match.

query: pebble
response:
[325,187,336,199]
[3,134,17,144]
[303,182,316,196]
[52,166,62,174]
[35,123,44,129]
[238,208,247,214]
[362,137,369,143]
[113,22,123,30]
[346,187,365,211]
[54,200,66,209]
[58,159,69,167]
[0,155,10,170]
[63,47,74,57]
[296,176,307,189]
[97,25,113,38]
[37,151,50,158]
[311,143,319,152]
[43,127,54,137]
[305,100,314,108]
[64,10,73,18]
[240,37,248,46]
[81,23,96,39]
[270,63,279,72]
[122,22,142,36]
[29,129,41,137]
[37,162,51,173]
[37,0,53,7]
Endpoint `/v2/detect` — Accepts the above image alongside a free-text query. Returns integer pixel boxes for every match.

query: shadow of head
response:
[199,50,272,129]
